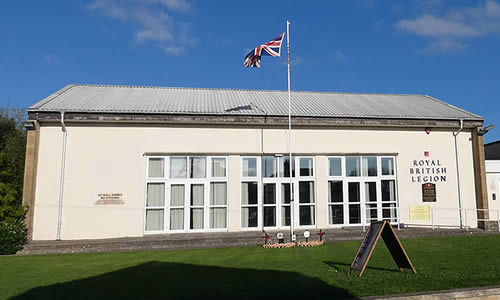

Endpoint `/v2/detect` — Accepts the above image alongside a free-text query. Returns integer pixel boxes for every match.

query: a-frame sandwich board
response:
[348,221,416,277]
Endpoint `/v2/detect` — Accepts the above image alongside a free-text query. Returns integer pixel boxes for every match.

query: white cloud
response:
[396,0,500,53]
[88,0,195,55]
[163,46,185,55]
[43,54,61,66]
[334,50,345,61]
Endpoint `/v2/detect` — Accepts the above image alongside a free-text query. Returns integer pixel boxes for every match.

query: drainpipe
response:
[56,111,67,240]
[453,119,464,229]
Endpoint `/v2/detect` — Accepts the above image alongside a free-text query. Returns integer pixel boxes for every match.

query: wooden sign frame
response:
[349,221,416,277]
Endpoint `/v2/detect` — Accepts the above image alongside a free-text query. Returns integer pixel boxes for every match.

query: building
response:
[486,141,500,216]
[22,84,495,241]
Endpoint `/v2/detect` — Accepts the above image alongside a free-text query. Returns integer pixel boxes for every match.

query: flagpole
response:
[286,20,295,243]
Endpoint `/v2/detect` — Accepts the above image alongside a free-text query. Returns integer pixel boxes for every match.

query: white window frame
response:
[240,156,262,230]
[144,155,228,234]
[327,156,399,228]
[240,155,317,231]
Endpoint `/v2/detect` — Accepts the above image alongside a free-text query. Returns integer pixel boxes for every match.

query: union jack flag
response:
[244,33,285,68]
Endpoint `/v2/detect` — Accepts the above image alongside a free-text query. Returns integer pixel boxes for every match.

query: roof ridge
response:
[70,83,425,97]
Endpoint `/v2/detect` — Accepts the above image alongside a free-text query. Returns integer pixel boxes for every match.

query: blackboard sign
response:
[349,221,416,276]
[422,183,436,202]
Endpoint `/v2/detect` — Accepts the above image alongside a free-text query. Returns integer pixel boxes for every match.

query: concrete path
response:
[367,286,500,300]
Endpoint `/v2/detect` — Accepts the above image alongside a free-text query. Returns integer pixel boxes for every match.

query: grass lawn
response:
[1,234,500,299]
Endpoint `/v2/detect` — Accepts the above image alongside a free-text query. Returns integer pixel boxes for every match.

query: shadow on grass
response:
[323,261,401,274]
[10,261,358,300]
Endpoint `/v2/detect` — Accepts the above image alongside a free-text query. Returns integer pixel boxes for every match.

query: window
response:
[328,181,343,224]
[263,183,276,227]
[262,156,277,178]
[328,156,398,227]
[329,158,342,176]
[210,182,227,228]
[242,158,257,177]
[212,158,226,177]
[382,158,394,175]
[145,183,165,231]
[240,155,314,230]
[148,158,164,178]
[241,182,258,227]
[170,157,187,178]
[145,156,227,233]
[299,181,315,225]
[346,157,361,177]
[300,158,313,176]
[362,157,377,177]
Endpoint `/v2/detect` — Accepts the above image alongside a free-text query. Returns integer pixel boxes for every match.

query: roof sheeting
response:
[29,84,482,120]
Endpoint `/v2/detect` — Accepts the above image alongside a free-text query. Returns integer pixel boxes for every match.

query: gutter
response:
[453,119,464,229]
[56,111,67,240]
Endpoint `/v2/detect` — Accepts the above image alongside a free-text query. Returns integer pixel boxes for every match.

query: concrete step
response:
[19,227,499,255]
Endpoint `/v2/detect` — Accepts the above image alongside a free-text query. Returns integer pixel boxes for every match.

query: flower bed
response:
[263,241,324,248]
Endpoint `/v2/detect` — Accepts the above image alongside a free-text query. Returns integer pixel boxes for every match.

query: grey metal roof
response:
[29,84,482,121]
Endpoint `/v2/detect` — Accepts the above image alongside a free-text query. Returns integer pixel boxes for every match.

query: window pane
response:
[328,181,343,203]
[299,206,315,225]
[365,182,377,202]
[242,158,257,177]
[281,206,291,226]
[279,156,295,178]
[346,157,361,177]
[241,207,258,227]
[329,158,342,176]
[170,184,184,206]
[281,183,293,204]
[362,157,377,177]
[210,182,227,205]
[190,157,206,178]
[366,204,377,223]
[382,158,395,175]
[191,184,204,206]
[148,158,164,178]
[170,208,184,230]
[299,158,313,176]
[241,182,258,205]
[348,182,360,203]
[146,209,164,231]
[329,205,344,224]
[147,183,165,207]
[210,208,226,228]
[264,207,276,227]
[170,157,187,178]
[383,203,397,222]
[382,180,396,202]
[212,158,226,177]
[349,204,361,224]
[262,156,277,178]
[190,208,204,229]
[263,183,276,204]
[299,181,315,203]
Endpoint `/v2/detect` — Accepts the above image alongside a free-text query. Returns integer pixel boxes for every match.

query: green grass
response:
[1,235,500,299]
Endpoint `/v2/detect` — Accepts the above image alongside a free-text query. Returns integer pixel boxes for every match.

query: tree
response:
[0,107,27,221]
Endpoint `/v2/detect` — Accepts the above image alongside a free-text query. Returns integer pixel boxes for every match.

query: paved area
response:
[367,286,500,300]
[19,226,500,255]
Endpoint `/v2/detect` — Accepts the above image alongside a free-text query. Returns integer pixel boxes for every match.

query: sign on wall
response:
[410,205,430,220]
[422,183,437,202]
[95,193,125,205]
[409,159,447,183]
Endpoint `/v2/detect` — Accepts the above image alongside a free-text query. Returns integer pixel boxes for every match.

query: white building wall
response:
[486,161,500,216]
[32,124,478,240]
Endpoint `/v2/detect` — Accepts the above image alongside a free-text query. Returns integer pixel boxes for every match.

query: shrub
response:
[0,218,28,255]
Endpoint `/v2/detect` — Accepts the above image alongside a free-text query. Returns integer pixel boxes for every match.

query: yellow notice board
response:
[410,205,430,220]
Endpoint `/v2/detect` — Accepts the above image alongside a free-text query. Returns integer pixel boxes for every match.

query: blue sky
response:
[1,0,499,142]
